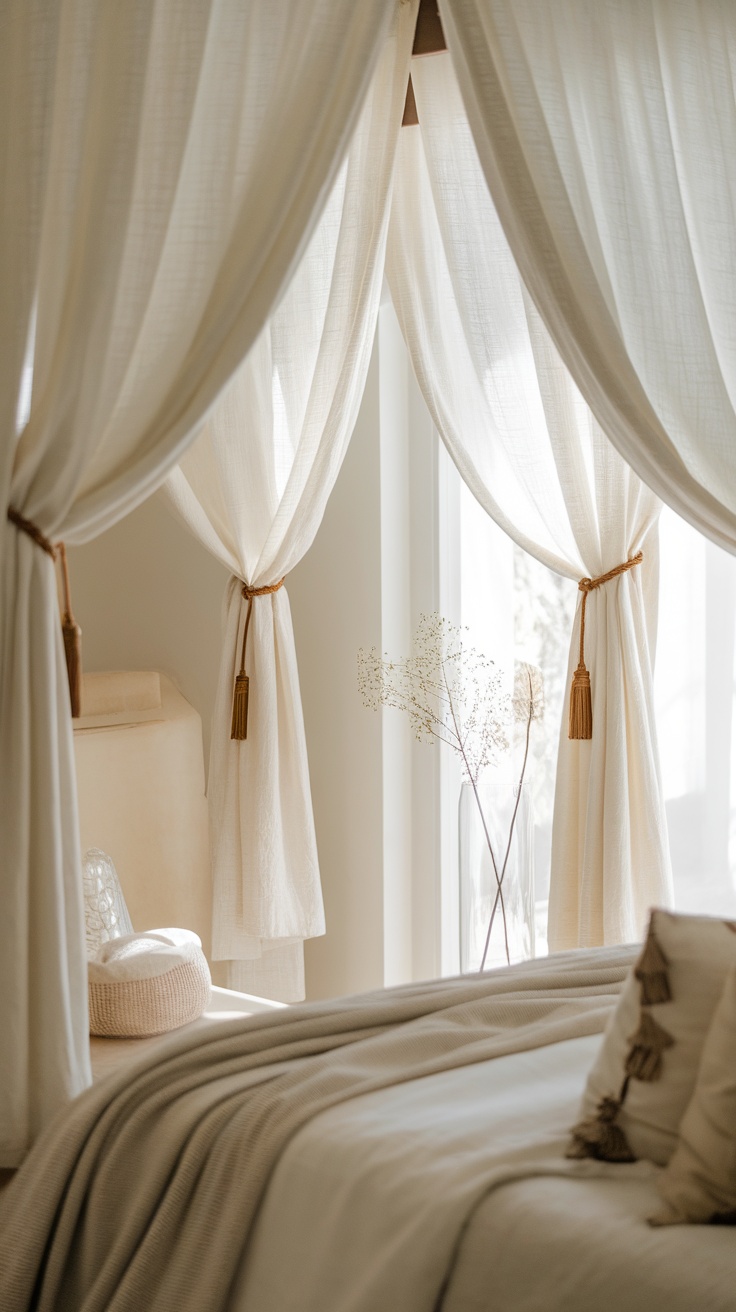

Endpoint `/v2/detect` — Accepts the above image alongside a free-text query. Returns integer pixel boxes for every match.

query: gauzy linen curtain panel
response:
[165,5,416,1002]
[0,0,402,1166]
[441,0,736,555]
[387,53,672,951]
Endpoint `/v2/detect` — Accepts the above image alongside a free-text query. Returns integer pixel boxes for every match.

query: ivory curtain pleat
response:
[164,4,417,1001]
[387,53,672,953]
[441,0,736,555]
[0,0,399,1166]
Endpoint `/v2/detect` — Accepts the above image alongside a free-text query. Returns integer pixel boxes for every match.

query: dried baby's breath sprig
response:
[358,614,509,785]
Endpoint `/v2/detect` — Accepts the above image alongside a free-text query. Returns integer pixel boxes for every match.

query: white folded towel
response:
[89,928,203,982]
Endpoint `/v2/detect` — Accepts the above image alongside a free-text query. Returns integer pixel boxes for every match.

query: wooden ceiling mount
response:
[403,76,419,127]
[412,0,446,57]
[402,0,446,127]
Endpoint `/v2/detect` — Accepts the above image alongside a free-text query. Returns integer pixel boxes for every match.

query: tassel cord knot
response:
[569,551,643,740]
[230,577,286,741]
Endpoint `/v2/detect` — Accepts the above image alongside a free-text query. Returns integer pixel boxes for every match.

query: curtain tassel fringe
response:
[62,612,83,718]
[568,662,592,740]
[230,577,286,742]
[57,542,82,718]
[231,673,250,741]
[568,552,643,741]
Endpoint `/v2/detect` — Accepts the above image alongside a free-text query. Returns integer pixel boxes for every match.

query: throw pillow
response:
[651,964,736,1225]
[568,909,736,1166]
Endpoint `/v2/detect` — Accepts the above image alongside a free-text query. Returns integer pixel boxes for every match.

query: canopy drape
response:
[387,52,672,952]
[0,0,401,1166]
[164,5,416,1002]
[441,0,736,555]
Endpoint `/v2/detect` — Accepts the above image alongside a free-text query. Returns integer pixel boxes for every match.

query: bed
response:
[0,946,733,1311]
[236,1032,734,1312]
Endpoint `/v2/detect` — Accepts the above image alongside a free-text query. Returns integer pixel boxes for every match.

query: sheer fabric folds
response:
[387,54,672,952]
[0,0,400,1165]
[165,5,416,1001]
[441,0,736,555]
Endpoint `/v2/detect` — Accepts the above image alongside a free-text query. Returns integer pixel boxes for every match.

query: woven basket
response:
[88,931,211,1038]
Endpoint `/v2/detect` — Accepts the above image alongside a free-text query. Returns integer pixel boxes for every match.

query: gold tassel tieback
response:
[7,506,56,559]
[7,507,82,718]
[57,542,82,718]
[230,577,286,741]
[568,551,643,740]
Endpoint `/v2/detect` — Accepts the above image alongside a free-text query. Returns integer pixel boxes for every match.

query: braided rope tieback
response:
[230,578,286,740]
[7,506,82,717]
[569,551,643,740]
[7,506,56,559]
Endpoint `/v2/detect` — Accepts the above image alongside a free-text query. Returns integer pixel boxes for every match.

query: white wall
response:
[68,494,228,767]
[68,304,440,1003]
[289,340,387,999]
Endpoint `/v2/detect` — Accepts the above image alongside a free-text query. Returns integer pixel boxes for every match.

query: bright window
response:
[656,506,736,919]
[449,465,736,952]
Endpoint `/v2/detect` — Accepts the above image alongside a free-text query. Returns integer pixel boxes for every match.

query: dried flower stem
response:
[440,657,511,965]
[479,670,534,971]
[470,773,510,966]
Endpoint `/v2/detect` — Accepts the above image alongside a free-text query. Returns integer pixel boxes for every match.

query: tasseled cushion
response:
[651,965,736,1226]
[568,909,736,1166]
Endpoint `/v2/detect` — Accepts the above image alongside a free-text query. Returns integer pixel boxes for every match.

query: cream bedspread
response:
[0,949,633,1311]
[238,1032,735,1311]
[445,1171,736,1311]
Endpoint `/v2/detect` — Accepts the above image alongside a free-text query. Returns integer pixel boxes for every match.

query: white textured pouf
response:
[88,929,211,1038]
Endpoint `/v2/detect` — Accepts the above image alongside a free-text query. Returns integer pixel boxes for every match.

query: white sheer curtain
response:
[0,0,400,1166]
[165,5,416,1002]
[441,0,736,555]
[387,53,671,952]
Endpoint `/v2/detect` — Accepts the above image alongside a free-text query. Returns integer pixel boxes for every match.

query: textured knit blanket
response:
[0,947,633,1312]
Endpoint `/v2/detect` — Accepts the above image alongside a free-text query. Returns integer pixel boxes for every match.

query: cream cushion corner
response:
[88,929,211,1038]
[652,965,736,1226]
[573,909,736,1166]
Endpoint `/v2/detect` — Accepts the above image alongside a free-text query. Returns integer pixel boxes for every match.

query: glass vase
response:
[459,779,535,972]
[82,848,134,958]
